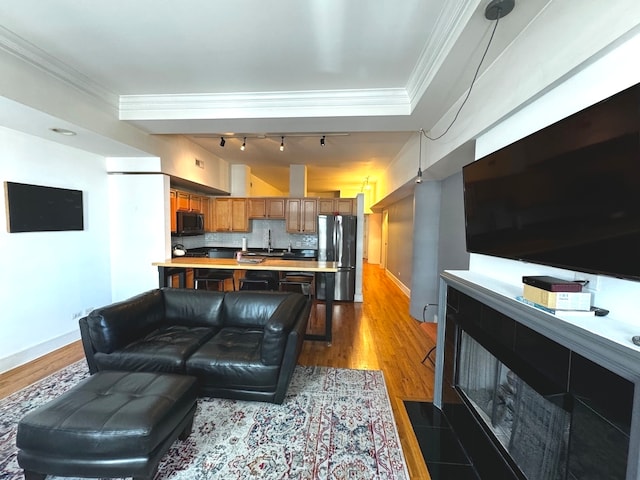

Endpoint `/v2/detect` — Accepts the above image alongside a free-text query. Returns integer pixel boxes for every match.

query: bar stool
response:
[194,269,236,291]
[279,273,314,298]
[239,270,279,291]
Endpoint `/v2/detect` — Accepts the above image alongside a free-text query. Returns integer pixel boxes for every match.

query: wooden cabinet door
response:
[248,198,266,218]
[318,198,335,215]
[285,199,301,232]
[300,198,317,233]
[189,194,203,213]
[266,198,286,218]
[213,198,232,231]
[335,198,354,215]
[176,191,190,211]
[230,198,248,231]
[170,189,177,233]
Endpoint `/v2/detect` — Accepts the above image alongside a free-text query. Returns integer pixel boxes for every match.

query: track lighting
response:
[320,135,325,147]
[219,137,225,147]
[241,137,246,151]
[280,136,285,152]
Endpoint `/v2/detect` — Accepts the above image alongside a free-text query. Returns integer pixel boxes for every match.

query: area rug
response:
[0,362,409,480]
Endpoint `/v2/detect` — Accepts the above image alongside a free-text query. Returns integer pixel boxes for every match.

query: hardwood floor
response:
[0,262,435,479]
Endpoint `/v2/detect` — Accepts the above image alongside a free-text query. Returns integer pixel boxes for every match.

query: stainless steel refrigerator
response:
[316,214,357,301]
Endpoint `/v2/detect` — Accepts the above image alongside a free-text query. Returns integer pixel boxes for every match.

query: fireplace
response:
[435,273,636,480]
[458,332,571,479]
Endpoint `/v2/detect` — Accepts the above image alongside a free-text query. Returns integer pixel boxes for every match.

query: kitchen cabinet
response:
[286,198,317,233]
[175,190,204,213]
[170,189,177,233]
[188,194,203,213]
[318,198,355,215]
[212,197,249,232]
[248,197,286,219]
[176,191,190,211]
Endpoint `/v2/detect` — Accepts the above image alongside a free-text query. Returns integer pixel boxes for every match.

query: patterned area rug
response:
[0,362,409,479]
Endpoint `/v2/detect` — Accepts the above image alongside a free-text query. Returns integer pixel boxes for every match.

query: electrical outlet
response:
[574,272,600,291]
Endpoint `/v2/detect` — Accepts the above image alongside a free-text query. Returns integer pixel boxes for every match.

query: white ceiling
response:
[0,0,546,193]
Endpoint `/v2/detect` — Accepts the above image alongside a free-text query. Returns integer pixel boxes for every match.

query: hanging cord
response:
[423,11,502,141]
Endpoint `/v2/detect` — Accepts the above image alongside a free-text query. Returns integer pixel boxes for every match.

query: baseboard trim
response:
[0,330,80,374]
[385,270,411,297]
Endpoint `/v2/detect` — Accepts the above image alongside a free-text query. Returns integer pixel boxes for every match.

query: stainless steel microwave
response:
[176,211,205,235]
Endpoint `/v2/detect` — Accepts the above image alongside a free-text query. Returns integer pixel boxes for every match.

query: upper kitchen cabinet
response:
[170,189,177,233]
[318,198,355,215]
[212,197,249,232]
[286,198,317,233]
[248,198,286,219]
[176,190,204,213]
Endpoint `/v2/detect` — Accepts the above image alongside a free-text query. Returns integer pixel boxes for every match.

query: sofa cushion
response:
[161,287,225,328]
[185,328,280,391]
[94,325,216,373]
[221,291,294,328]
[87,289,165,354]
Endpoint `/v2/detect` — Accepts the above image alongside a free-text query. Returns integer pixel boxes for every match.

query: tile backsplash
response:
[173,219,318,251]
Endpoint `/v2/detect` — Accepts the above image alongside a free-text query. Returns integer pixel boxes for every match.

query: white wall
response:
[472,30,640,323]
[0,127,113,371]
[108,173,170,301]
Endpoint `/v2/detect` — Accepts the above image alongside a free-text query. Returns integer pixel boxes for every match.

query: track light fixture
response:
[320,135,325,147]
[280,136,285,152]
[241,137,246,151]
[219,137,225,147]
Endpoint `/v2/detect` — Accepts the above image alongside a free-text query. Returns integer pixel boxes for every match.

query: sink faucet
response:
[267,229,272,253]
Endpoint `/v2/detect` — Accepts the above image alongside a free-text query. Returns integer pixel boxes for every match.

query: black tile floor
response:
[404,401,481,480]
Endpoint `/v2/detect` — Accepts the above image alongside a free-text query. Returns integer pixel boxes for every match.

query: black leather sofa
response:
[79,287,311,404]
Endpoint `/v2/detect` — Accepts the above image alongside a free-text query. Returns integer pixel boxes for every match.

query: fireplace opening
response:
[457,331,571,480]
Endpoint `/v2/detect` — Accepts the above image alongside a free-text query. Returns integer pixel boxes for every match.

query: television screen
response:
[5,181,84,232]
[463,83,640,281]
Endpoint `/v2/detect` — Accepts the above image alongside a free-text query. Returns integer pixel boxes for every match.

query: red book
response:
[522,275,583,292]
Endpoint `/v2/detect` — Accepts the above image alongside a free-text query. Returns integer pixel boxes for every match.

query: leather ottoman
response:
[16,371,198,480]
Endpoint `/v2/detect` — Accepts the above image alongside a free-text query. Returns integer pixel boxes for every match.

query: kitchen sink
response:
[242,251,284,257]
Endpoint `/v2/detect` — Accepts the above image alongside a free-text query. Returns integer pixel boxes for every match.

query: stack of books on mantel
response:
[516,275,595,316]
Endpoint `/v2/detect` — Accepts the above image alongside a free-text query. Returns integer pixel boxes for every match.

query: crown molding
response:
[119,88,412,120]
[406,0,482,108]
[0,25,118,110]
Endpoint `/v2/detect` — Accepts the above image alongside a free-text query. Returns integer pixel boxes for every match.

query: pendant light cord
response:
[423,12,502,141]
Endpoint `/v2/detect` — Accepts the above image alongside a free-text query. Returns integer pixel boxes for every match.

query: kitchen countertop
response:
[153,257,337,272]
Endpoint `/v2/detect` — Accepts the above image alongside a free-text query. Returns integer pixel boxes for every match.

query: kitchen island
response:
[152,257,338,343]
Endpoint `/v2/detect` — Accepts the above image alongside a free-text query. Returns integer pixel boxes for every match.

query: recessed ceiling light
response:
[50,128,77,136]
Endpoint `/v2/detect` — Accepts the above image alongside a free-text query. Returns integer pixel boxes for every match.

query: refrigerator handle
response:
[334,216,341,262]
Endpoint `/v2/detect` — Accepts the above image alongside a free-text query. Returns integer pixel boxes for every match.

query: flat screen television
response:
[462,82,640,281]
[5,181,84,232]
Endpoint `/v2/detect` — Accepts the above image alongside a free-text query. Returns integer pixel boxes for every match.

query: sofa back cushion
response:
[87,289,165,354]
[161,287,225,328]
[221,291,291,327]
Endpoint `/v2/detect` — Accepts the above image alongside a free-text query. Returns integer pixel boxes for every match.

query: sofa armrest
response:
[78,316,99,374]
[261,294,309,365]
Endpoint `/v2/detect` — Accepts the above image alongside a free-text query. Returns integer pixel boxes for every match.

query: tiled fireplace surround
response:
[432,271,640,480]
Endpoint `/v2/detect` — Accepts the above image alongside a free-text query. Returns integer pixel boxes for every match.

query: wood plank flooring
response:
[0,262,435,479]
